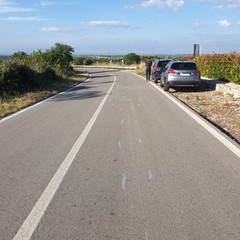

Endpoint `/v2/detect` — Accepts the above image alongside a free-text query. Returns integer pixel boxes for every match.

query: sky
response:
[0,0,240,56]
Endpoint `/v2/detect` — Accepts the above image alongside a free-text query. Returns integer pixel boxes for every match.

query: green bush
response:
[124,53,141,65]
[72,56,85,65]
[194,53,240,84]
[0,61,38,98]
[0,43,75,99]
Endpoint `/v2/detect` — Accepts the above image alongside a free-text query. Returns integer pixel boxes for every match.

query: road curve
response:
[1,69,240,240]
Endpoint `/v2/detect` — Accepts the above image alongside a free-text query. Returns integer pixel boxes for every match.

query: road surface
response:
[1,69,240,240]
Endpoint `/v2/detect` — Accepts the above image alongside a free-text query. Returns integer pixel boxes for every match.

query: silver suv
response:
[160,61,201,91]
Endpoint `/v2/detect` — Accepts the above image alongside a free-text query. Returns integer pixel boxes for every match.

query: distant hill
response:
[0,55,11,60]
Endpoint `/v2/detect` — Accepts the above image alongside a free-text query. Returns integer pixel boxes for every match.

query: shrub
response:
[194,53,240,84]
[124,53,141,65]
[0,61,38,98]
[0,43,75,99]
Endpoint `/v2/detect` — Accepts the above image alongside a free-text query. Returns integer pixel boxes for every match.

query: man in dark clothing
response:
[145,57,152,81]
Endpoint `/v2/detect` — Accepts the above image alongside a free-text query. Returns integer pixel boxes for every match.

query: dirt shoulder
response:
[169,80,240,144]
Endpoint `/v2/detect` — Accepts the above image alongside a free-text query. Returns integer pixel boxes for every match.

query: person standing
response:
[145,57,152,81]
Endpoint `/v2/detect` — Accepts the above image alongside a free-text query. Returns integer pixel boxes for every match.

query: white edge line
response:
[13,75,116,240]
[147,80,240,158]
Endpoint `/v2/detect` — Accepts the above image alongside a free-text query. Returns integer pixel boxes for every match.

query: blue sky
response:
[0,0,240,55]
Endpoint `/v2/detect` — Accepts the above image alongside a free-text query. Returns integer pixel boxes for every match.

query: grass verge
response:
[0,72,88,119]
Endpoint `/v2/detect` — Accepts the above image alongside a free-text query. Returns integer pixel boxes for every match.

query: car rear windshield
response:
[171,62,197,70]
[157,60,170,67]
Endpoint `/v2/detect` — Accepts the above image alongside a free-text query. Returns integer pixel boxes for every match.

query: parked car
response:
[152,59,171,83]
[160,61,201,91]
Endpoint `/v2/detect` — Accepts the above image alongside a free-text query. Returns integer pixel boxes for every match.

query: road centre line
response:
[13,75,116,240]
[149,81,240,159]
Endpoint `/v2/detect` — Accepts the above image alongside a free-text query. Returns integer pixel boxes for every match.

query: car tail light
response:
[168,69,176,74]
[194,70,200,75]
[155,67,161,71]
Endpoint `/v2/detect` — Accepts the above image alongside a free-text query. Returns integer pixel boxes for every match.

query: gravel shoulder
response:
[168,80,240,144]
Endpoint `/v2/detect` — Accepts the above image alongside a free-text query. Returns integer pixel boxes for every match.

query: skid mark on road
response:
[148,170,153,181]
[122,173,127,190]
[118,141,122,149]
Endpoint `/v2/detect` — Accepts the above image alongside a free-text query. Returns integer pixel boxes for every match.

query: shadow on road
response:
[51,85,104,102]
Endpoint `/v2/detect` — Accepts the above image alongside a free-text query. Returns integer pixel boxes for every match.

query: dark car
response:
[160,61,201,91]
[152,59,171,83]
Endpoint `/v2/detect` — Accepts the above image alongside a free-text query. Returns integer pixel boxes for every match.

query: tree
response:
[12,51,28,62]
[45,43,74,76]
[72,56,86,65]
[84,58,93,65]
[124,53,141,65]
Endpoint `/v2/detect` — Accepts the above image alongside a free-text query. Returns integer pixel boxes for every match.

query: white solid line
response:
[149,81,240,159]
[12,76,116,240]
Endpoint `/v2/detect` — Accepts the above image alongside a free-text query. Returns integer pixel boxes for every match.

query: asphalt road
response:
[1,69,240,240]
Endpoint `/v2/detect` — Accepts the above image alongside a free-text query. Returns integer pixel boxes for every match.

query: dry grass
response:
[0,72,88,119]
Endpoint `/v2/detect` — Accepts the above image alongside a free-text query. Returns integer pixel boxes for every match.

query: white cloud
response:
[0,0,12,5]
[213,1,240,10]
[166,0,184,10]
[213,4,223,10]
[40,1,56,7]
[194,20,204,27]
[226,0,240,9]
[0,0,34,13]
[140,0,165,9]
[128,0,185,10]
[219,19,232,27]
[5,16,46,21]
[40,1,75,7]
[0,6,34,13]
[41,26,71,32]
[83,21,134,28]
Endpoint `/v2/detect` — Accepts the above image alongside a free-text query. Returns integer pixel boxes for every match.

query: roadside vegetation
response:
[0,43,87,119]
[1,48,239,119]
[72,52,141,66]
[194,53,240,84]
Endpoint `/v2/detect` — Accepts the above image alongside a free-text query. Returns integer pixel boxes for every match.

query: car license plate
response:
[180,73,190,76]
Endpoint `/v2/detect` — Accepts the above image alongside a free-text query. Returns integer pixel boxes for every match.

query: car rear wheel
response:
[164,81,170,91]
